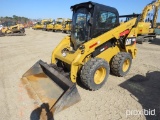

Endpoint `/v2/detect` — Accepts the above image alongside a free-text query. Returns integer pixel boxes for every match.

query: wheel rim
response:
[94,67,106,84]
[122,59,130,72]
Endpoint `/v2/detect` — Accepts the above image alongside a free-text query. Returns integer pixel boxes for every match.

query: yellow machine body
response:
[33,19,53,29]
[53,18,65,31]
[1,22,25,36]
[51,18,137,83]
[21,1,141,116]
[46,23,54,30]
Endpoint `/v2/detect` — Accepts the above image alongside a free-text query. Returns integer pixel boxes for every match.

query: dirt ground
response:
[0,29,160,120]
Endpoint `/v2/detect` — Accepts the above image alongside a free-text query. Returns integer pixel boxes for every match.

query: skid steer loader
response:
[22,1,138,115]
[2,21,25,36]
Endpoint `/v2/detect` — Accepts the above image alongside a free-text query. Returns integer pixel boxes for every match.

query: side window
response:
[97,11,117,29]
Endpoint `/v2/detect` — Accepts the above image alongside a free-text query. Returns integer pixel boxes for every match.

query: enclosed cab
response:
[70,1,119,49]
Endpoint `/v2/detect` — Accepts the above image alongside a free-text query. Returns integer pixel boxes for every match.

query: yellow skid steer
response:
[21,1,141,116]
[2,21,25,36]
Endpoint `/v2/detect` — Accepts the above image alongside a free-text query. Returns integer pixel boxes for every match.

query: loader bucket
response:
[21,60,81,115]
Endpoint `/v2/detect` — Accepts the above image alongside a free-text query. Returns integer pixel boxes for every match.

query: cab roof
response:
[71,1,118,14]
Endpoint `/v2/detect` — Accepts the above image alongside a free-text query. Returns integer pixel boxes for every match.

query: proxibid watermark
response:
[126,109,156,117]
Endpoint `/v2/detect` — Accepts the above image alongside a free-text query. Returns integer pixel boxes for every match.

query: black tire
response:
[80,58,110,91]
[111,52,132,77]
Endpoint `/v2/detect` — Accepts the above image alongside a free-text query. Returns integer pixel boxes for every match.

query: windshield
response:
[71,7,91,49]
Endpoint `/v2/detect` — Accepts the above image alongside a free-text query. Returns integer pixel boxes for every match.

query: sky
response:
[0,0,160,22]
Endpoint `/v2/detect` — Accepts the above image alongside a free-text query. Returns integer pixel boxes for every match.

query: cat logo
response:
[126,38,136,45]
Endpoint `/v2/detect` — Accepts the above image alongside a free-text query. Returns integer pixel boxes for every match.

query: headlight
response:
[62,52,67,57]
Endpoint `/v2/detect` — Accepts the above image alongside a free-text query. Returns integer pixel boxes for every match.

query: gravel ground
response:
[0,29,160,120]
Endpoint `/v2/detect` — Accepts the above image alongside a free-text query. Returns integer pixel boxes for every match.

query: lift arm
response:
[140,0,160,23]
[153,5,159,27]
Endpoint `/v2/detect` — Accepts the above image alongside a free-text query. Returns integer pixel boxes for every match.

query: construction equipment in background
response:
[62,19,72,34]
[46,18,66,32]
[42,21,53,31]
[22,1,140,115]
[52,18,65,32]
[32,22,42,29]
[119,0,160,44]
[1,21,25,36]
[32,19,53,30]
[46,21,54,31]
[136,0,160,43]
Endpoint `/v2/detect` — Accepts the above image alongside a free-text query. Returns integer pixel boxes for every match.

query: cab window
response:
[97,11,117,29]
